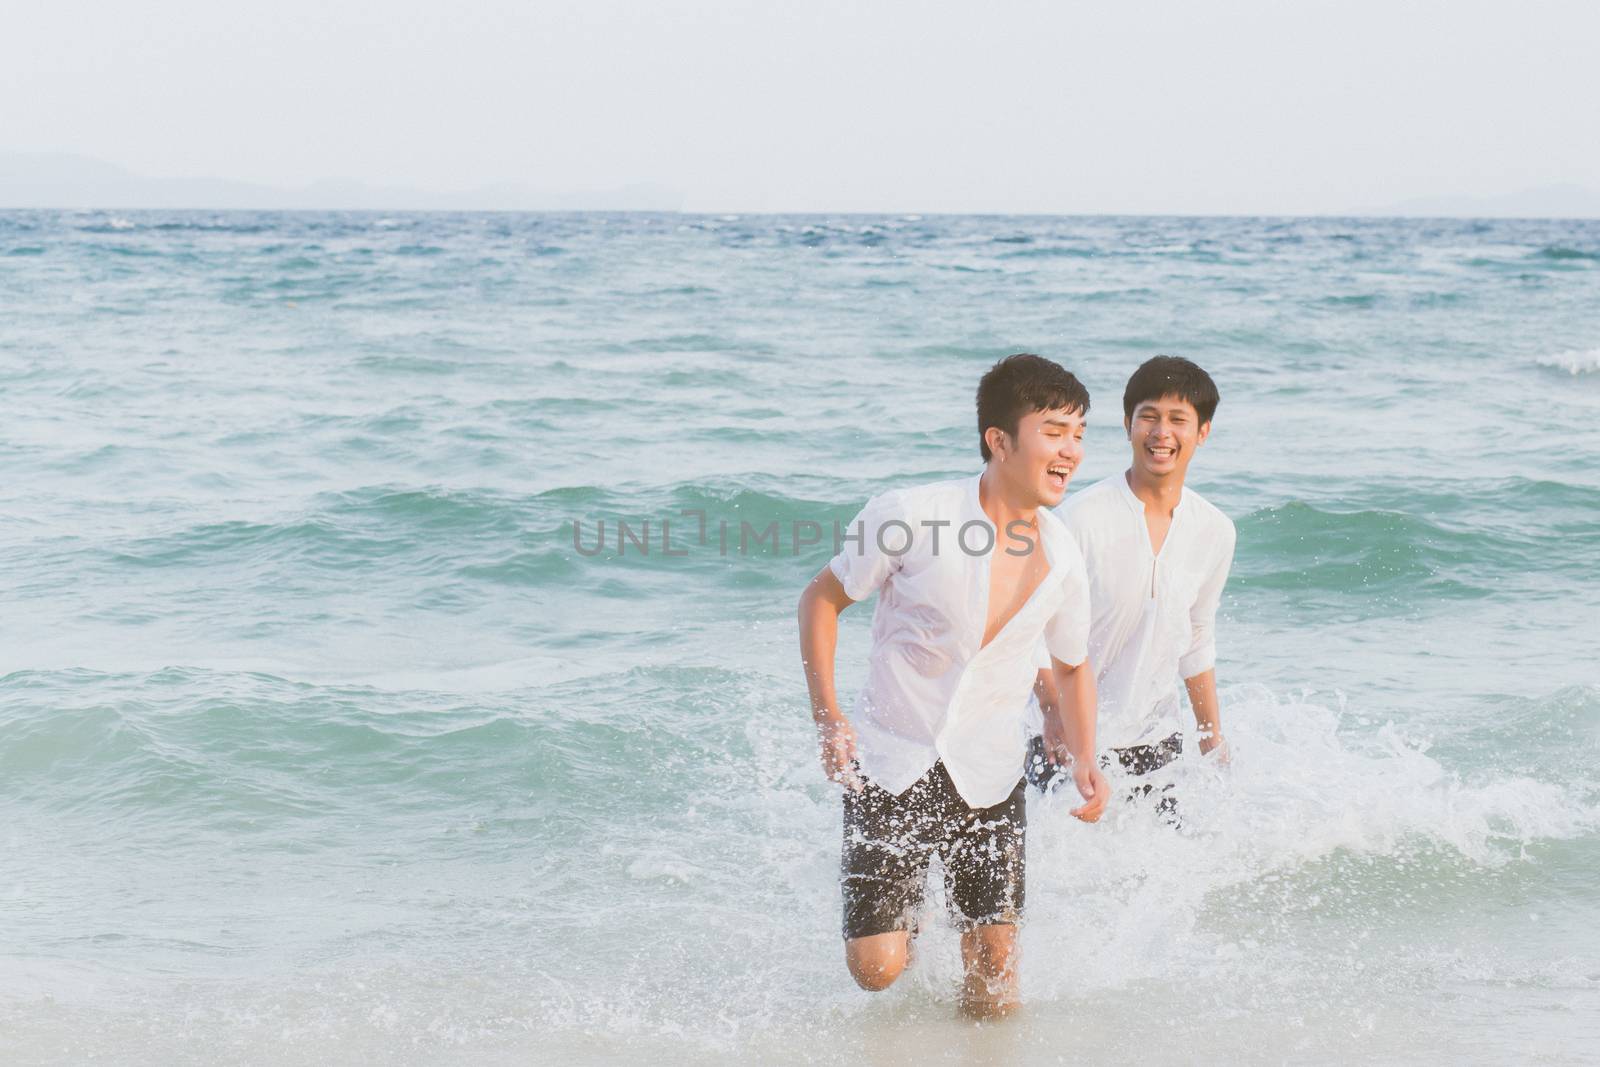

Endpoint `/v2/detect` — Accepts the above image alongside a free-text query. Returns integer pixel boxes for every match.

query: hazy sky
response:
[5,0,1599,213]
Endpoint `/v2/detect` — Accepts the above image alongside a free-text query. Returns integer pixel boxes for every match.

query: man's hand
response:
[815,716,863,791]
[1069,761,1109,822]
[1198,731,1231,766]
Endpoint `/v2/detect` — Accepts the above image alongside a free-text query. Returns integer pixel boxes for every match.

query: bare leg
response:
[845,930,911,991]
[958,923,1019,1019]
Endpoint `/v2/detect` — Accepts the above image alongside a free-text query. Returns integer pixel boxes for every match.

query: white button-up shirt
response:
[829,474,1091,809]
[1058,473,1235,749]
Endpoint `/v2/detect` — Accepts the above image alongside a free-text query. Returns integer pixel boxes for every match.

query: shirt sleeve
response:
[1042,537,1090,667]
[1178,518,1236,679]
[827,490,910,602]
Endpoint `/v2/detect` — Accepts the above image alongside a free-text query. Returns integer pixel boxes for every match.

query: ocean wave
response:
[593,332,757,355]
[0,663,756,824]
[1533,245,1600,262]
[1427,685,1600,787]
[1231,501,1511,599]
[319,485,527,533]
[150,220,271,234]
[57,473,1595,601]
[1408,289,1467,307]
[0,668,556,827]
[1067,285,1159,302]
[4,659,1596,1056]
[97,486,523,572]
[996,245,1100,259]
[350,353,466,376]
[1536,347,1600,374]
[547,478,857,586]
[768,223,895,248]
[106,516,398,570]
[1493,474,1600,512]
[1019,684,1600,999]
[72,479,843,590]
[91,242,164,257]
[76,217,137,233]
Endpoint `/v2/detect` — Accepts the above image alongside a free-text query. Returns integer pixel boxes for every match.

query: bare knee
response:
[845,931,908,991]
[850,960,903,992]
[960,924,1020,1018]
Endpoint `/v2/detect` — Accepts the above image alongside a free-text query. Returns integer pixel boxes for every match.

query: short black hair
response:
[1122,356,1219,425]
[976,354,1090,462]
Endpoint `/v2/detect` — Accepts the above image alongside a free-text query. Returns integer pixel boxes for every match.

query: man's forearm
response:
[798,584,845,723]
[1184,669,1222,744]
[799,571,864,787]
[1051,659,1098,762]
[1033,668,1059,723]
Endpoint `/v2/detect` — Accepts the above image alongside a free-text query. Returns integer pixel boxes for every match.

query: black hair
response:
[976,354,1090,462]
[1122,356,1219,425]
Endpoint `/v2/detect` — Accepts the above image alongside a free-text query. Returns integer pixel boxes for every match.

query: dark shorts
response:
[1026,732,1184,819]
[840,761,1025,941]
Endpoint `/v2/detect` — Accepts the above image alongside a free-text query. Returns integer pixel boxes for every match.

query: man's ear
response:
[984,425,1011,460]
[1123,416,1132,440]
[1196,420,1212,447]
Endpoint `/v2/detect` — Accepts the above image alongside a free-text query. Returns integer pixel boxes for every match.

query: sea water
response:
[1,211,1598,1064]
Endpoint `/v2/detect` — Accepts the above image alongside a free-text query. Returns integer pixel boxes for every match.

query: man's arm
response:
[1033,667,1057,730]
[1179,521,1235,764]
[1184,669,1229,763]
[798,565,863,789]
[1044,657,1108,822]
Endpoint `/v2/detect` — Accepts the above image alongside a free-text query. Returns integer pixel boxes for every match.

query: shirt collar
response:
[1116,469,1187,516]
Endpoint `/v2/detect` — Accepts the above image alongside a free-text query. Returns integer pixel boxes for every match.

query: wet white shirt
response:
[1056,473,1236,749]
[829,474,1091,809]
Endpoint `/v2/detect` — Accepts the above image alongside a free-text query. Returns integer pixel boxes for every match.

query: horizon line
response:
[4,204,1600,221]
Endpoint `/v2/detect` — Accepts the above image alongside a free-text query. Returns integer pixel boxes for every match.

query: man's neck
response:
[1125,466,1184,516]
[979,466,1038,531]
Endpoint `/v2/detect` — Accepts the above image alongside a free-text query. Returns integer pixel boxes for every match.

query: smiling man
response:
[797,353,1109,1018]
[1030,356,1236,819]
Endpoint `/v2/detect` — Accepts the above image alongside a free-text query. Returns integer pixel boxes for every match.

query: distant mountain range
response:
[0,151,685,211]
[1364,184,1600,219]
[3,150,1599,217]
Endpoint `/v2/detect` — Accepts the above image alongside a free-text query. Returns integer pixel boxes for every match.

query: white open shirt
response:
[1058,473,1236,749]
[829,474,1091,809]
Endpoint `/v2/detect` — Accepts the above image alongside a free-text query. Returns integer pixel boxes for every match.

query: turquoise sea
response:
[2,210,1598,1064]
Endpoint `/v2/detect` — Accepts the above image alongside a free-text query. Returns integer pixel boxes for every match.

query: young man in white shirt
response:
[797,354,1110,1019]
[1030,356,1236,818]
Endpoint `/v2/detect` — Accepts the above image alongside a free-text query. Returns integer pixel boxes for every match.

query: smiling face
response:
[986,406,1086,508]
[1126,393,1210,483]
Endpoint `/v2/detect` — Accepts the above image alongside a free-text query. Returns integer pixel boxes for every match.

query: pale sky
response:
[5,0,1599,214]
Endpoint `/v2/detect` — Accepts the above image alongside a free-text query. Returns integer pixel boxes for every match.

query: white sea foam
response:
[1537,347,1600,374]
[465,682,1600,1063]
[857,684,1600,1009]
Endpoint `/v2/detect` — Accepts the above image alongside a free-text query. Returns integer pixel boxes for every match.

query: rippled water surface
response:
[2,211,1599,1064]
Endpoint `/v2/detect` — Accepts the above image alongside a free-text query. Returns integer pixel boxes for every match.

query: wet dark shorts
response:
[1025,731,1184,788]
[1025,732,1184,820]
[840,761,1025,941]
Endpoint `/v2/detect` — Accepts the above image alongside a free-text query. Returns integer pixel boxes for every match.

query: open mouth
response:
[1146,445,1177,461]
[1046,463,1072,491]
